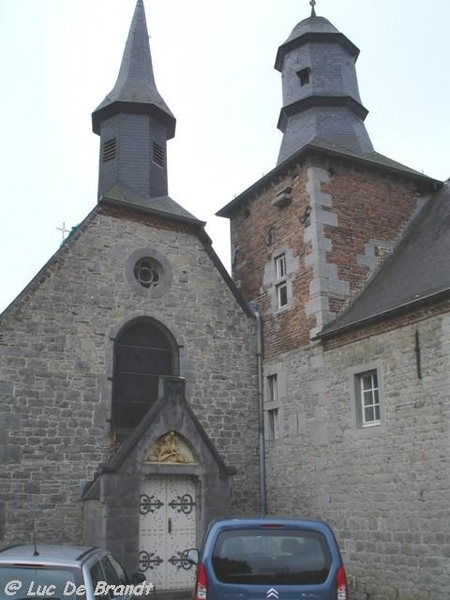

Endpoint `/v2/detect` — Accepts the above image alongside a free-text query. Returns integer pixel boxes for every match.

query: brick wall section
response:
[0,207,259,544]
[230,167,315,357]
[322,159,430,314]
[264,310,450,599]
[229,154,434,358]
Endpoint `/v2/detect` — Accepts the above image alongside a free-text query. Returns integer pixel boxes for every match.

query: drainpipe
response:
[252,303,267,515]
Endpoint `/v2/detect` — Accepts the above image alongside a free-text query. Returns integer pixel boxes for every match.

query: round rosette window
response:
[133,257,163,289]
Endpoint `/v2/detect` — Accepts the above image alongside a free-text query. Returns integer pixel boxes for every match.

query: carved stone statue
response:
[147,431,191,464]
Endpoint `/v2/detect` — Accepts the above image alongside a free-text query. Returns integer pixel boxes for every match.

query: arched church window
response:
[112,318,178,431]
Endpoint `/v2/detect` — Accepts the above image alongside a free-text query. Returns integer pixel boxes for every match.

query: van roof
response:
[210,516,329,527]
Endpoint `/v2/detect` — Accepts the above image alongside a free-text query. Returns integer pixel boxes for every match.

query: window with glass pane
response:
[360,371,380,426]
[276,282,288,308]
[212,529,331,585]
[275,254,287,278]
[268,374,278,403]
[112,319,178,430]
[268,408,279,440]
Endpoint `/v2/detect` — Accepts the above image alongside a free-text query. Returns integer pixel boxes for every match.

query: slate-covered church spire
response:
[92,0,176,201]
[275,3,374,165]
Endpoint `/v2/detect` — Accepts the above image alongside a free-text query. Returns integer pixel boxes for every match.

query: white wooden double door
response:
[139,476,196,590]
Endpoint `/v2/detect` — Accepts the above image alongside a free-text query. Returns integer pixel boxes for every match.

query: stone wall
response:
[0,206,259,547]
[221,148,445,598]
[264,309,450,599]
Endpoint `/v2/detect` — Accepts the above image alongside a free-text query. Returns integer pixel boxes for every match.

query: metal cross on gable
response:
[56,222,70,241]
[310,0,317,17]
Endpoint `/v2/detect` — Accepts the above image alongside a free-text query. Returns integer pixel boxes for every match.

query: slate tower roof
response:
[92,0,175,136]
[275,6,373,164]
[91,0,198,223]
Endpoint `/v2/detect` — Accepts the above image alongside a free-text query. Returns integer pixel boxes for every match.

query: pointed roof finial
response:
[92,0,175,137]
[310,0,317,17]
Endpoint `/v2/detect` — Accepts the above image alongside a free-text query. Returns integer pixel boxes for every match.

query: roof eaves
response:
[92,100,176,138]
[314,287,450,341]
[275,31,359,71]
[277,95,369,132]
[99,195,205,227]
[216,154,301,217]
[216,144,442,218]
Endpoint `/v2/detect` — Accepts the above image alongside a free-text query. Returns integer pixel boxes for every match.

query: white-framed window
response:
[274,253,288,309]
[275,254,287,279]
[350,363,384,430]
[267,408,279,440]
[359,371,380,426]
[268,374,278,402]
[276,282,288,308]
[266,373,281,441]
[264,248,298,314]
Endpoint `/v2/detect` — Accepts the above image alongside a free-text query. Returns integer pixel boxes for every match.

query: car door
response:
[100,556,130,600]
[86,554,129,600]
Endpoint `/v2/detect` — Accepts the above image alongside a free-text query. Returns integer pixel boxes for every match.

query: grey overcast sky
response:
[0,0,448,313]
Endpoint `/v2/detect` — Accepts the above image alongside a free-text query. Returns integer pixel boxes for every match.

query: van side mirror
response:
[185,548,199,565]
[130,572,146,584]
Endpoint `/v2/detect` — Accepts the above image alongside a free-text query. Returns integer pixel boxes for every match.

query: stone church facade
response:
[1,2,449,599]
[0,1,259,592]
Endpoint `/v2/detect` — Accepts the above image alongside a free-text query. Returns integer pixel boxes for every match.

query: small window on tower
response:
[274,253,289,309]
[297,68,311,87]
[265,249,296,314]
[103,138,117,163]
[276,282,288,308]
[275,254,287,279]
[267,374,278,403]
[153,142,165,167]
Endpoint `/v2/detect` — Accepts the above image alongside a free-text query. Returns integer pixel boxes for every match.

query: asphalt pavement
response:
[145,589,191,600]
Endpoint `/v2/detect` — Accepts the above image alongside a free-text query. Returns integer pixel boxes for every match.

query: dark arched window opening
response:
[112,318,178,430]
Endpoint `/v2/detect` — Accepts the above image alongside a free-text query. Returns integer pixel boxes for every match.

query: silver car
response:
[0,544,150,600]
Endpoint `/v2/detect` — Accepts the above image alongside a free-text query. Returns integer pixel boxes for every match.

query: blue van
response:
[187,517,348,600]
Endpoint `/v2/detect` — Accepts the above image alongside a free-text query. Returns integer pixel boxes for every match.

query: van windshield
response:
[212,528,331,585]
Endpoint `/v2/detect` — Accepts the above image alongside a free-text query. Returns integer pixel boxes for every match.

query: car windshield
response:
[212,528,332,585]
[0,566,81,600]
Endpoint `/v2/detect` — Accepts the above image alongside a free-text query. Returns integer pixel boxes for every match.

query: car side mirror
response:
[130,572,146,584]
[185,548,199,565]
